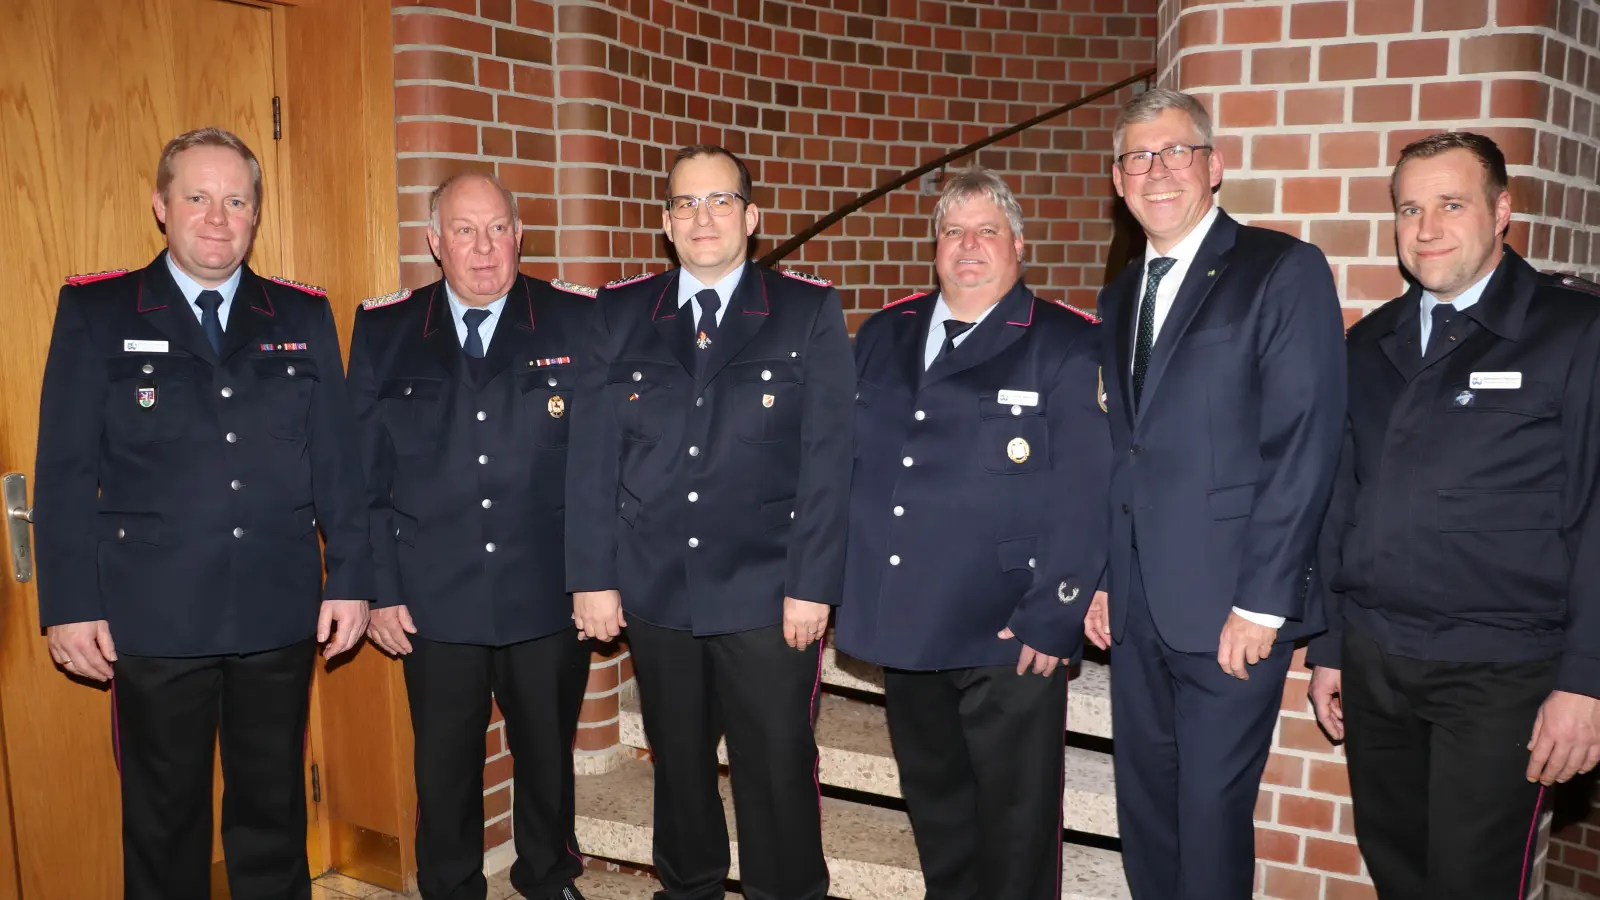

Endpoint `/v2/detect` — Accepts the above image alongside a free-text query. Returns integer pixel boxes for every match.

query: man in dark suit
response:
[564,145,854,900]
[835,167,1113,900]
[1307,132,1600,898]
[1083,89,1347,899]
[33,127,372,900]
[350,172,594,900]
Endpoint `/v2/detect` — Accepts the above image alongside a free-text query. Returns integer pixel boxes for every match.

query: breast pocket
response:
[519,370,572,449]
[378,377,446,455]
[251,355,319,440]
[608,361,679,443]
[977,397,1048,474]
[729,360,804,444]
[104,355,194,444]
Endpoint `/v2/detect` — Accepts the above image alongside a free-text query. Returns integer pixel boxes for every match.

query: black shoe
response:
[551,885,586,900]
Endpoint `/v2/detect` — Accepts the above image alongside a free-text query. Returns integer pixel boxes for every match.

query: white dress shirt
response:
[923,293,1001,370]
[678,263,745,325]
[1419,269,1492,354]
[445,282,508,353]
[166,253,241,330]
[1130,205,1283,629]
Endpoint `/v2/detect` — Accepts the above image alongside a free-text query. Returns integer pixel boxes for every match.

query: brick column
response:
[1162,0,1600,896]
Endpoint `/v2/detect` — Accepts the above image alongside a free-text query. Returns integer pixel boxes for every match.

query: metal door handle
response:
[4,473,33,582]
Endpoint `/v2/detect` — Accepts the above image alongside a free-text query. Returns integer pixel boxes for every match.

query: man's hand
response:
[998,628,1060,677]
[784,597,830,651]
[1217,611,1278,680]
[368,605,418,656]
[1527,690,1600,785]
[318,600,369,659]
[1309,666,1344,741]
[1084,590,1111,650]
[574,590,626,642]
[47,620,117,682]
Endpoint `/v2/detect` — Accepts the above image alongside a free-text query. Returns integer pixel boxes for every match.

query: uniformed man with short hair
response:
[350,172,595,900]
[1308,131,1600,898]
[834,166,1113,900]
[564,144,855,900]
[33,126,373,900]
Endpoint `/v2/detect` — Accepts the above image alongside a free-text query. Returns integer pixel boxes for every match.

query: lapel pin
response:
[696,331,712,350]
[762,394,775,407]
[547,395,566,418]
[137,383,157,409]
[1206,269,1216,277]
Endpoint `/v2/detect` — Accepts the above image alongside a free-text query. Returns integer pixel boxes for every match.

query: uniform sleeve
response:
[1231,241,1347,623]
[306,296,376,602]
[1305,417,1357,670]
[565,295,624,592]
[1558,314,1600,697]
[348,312,400,609]
[1005,328,1114,659]
[33,287,109,626]
[786,288,857,605]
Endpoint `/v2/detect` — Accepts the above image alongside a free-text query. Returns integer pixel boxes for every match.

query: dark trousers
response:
[1110,556,1290,900]
[402,630,591,900]
[1342,627,1552,900]
[113,640,315,900]
[626,619,827,900]
[883,665,1067,900]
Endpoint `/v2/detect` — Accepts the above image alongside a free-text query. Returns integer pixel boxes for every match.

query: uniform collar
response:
[1443,246,1536,342]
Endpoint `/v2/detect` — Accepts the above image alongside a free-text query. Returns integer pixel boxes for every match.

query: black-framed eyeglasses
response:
[666,192,748,219]
[1115,144,1213,176]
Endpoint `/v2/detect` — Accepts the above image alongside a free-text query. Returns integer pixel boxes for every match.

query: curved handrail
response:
[758,68,1158,268]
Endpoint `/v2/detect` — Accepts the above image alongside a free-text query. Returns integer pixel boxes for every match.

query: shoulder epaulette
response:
[780,268,832,287]
[361,288,412,310]
[885,290,930,308]
[1551,274,1600,297]
[268,276,327,297]
[551,278,598,298]
[64,269,131,286]
[1060,301,1101,324]
[606,272,657,289]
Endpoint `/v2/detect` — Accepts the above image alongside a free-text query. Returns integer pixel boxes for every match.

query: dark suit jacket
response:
[1098,210,1347,653]
[33,252,373,657]
[349,274,591,646]
[564,265,855,635]
[834,281,1113,669]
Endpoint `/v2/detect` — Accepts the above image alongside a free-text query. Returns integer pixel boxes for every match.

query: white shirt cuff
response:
[1232,607,1286,628]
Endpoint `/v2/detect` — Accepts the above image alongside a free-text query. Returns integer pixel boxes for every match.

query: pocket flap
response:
[729,360,802,384]
[608,360,677,387]
[1206,483,1257,520]
[761,496,797,530]
[100,511,164,545]
[979,396,1047,419]
[1445,382,1558,417]
[392,510,418,546]
[106,355,193,380]
[617,484,642,527]
[379,378,444,401]
[997,535,1038,572]
[1438,489,1562,532]
[252,355,320,381]
[293,504,318,536]
[1180,323,1236,350]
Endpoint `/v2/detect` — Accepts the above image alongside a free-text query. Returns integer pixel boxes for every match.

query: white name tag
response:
[123,339,169,353]
[1469,372,1522,389]
[997,389,1039,407]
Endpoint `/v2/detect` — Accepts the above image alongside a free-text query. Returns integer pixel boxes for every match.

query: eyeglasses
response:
[666,192,747,219]
[1115,144,1213,176]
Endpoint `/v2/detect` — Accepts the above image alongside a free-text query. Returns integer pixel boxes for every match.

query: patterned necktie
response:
[1132,257,1177,408]
[1423,303,1455,356]
[462,307,490,358]
[196,289,225,355]
[931,318,975,369]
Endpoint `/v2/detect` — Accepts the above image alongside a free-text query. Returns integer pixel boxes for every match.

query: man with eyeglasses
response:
[565,144,854,900]
[1084,88,1346,898]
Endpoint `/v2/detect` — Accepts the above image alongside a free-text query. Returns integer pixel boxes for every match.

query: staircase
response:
[571,642,1131,899]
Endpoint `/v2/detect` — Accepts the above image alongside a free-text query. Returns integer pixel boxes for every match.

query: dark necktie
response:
[196,289,225,355]
[1132,257,1178,408]
[462,307,490,359]
[1424,303,1455,356]
[693,289,721,376]
[931,318,975,369]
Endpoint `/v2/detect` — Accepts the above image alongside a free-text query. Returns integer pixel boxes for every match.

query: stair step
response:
[618,692,1118,838]
[575,867,742,899]
[574,756,1129,900]
[821,648,1113,740]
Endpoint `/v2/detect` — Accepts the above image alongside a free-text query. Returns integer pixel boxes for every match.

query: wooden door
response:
[0,1,287,896]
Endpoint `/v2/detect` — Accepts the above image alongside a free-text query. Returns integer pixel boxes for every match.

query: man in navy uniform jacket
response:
[350,173,595,900]
[1086,89,1347,899]
[33,127,372,900]
[564,145,854,900]
[834,167,1113,900]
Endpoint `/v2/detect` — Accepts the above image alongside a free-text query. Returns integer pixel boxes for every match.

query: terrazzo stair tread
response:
[575,867,743,899]
[618,692,1119,837]
[819,646,1114,739]
[573,756,1130,900]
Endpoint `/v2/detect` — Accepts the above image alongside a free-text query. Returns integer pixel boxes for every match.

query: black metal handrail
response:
[758,68,1158,268]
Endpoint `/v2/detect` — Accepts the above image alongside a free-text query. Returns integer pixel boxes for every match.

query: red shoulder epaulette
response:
[780,268,832,287]
[551,278,598,298]
[885,290,930,308]
[64,269,131,286]
[268,275,327,297]
[605,272,656,290]
[1060,301,1101,324]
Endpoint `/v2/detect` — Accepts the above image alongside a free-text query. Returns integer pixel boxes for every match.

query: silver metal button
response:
[761,369,772,381]
[632,371,642,382]
[790,511,795,519]
[548,377,558,387]
[1011,405,1022,416]
[889,555,901,566]
[688,537,699,548]
[395,528,401,538]
[482,498,493,509]
[696,397,704,407]
[220,386,233,398]
[790,351,798,358]
[902,456,913,467]
[116,528,126,539]
[689,446,699,457]
[404,385,413,396]
[688,492,699,502]
[1029,558,1037,568]
[226,432,237,443]
[478,454,489,464]
[285,365,296,376]
[232,527,245,538]
[230,479,242,490]
[141,363,154,375]
[476,411,487,421]
[914,410,926,421]
[485,542,497,553]
[894,506,904,516]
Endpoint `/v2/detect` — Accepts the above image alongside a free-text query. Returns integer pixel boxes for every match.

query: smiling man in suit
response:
[1082,88,1347,899]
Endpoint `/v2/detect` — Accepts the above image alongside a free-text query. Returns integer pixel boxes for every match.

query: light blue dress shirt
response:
[446,283,508,353]
[165,254,241,330]
[677,263,745,325]
[1419,269,1493,355]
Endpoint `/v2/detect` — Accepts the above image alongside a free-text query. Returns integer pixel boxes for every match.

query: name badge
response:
[1469,372,1522,390]
[124,339,169,353]
[997,389,1039,407]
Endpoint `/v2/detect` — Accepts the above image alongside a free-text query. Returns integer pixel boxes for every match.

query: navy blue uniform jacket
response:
[1098,211,1347,653]
[564,266,855,634]
[349,275,592,646]
[834,281,1114,669]
[33,253,373,657]
[1308,249,1600,698]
